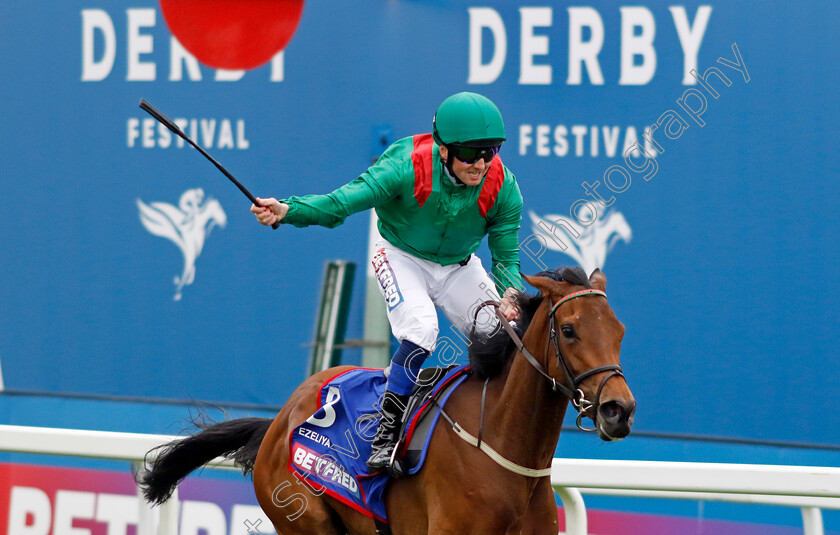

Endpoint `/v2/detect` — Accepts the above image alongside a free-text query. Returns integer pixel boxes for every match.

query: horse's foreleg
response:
[518,478,560,535]
[386,476,430,535]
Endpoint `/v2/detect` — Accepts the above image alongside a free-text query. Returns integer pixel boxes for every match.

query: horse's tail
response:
[137,417,273,505]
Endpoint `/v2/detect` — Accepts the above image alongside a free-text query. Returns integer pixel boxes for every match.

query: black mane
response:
[467,267,591,378]
[537,266,591,288]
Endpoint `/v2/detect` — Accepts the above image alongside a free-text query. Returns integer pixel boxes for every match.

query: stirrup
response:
[386,438,405,478]
[366,436,397,470]
[366,428,396,469]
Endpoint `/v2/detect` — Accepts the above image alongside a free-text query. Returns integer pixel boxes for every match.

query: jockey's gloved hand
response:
[500,287,521,322]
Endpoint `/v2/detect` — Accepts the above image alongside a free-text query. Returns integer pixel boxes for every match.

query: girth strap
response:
[435,400,552,478]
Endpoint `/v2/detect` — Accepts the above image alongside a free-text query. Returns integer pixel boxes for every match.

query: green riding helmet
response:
[432,92,506,148]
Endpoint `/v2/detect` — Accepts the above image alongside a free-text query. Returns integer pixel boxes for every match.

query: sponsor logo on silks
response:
[371,248,403,310]
[529,209,631,275]
[291,443,359,496]
[137,188,227,301]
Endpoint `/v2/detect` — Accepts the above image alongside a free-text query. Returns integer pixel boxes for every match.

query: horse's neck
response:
[489,314,569,467]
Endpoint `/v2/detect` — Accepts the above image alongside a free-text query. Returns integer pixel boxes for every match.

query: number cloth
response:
[289,365,471,522]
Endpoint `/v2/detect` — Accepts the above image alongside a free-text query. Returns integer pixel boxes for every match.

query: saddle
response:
[392,364,467,475]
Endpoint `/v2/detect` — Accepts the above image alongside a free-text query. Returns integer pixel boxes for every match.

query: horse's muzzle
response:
[596,399,636,441]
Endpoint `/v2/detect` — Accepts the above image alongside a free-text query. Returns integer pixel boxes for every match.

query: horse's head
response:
[523,267,635,441]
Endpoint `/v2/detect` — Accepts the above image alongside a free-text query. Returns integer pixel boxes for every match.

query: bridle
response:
[436,288,626,479]
[493,288,625,432]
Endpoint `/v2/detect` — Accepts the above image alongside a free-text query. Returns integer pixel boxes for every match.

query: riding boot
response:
[366,390,410,470]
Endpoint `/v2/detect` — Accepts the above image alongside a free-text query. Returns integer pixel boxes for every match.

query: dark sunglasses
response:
[448,144,500,164]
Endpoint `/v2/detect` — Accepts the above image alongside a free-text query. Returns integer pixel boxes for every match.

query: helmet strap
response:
[440,152,465,186]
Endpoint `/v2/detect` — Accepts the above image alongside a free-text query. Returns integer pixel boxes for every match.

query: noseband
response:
[494,289,624,432]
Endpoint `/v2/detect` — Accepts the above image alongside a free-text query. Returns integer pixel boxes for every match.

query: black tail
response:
[137,417,273,505]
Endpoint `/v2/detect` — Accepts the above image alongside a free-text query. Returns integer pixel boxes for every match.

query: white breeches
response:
[371,238,502,352]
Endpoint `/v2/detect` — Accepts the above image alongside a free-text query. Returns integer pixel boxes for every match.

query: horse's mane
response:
[468,266,591,379]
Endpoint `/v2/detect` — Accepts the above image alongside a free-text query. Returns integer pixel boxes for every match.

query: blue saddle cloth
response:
[287,365,471,522]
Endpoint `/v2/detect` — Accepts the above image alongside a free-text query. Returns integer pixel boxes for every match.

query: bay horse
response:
[138,267,635,534]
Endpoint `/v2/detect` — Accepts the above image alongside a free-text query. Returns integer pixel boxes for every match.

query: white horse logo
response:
[529,209,632,274]
[137,188,227,300]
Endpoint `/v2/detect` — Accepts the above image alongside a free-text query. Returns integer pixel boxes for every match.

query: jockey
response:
[251,92,523,470]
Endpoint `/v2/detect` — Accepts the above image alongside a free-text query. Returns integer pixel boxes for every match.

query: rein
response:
[447,289,624,478]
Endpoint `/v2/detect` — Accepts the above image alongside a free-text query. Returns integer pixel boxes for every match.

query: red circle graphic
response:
[159,0,305,70]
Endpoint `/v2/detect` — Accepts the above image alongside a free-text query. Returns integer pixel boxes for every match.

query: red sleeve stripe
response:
[412,133,435,207]
[478,155,504,217]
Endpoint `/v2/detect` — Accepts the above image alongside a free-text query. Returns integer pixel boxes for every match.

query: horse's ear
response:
[523,274,557,296]
[589,268,607,291]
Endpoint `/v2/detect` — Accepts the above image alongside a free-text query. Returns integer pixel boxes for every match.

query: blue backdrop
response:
[1,1,838,452]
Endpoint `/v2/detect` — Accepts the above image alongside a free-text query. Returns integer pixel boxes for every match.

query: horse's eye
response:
[561,325,576,339]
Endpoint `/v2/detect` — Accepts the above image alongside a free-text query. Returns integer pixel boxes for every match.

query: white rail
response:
[2,425,839,535]
[0,424,235,468]
[0,424,235,535]
[551,458,840,535]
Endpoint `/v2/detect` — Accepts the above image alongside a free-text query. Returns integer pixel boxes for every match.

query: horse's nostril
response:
[599,401,624,422]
